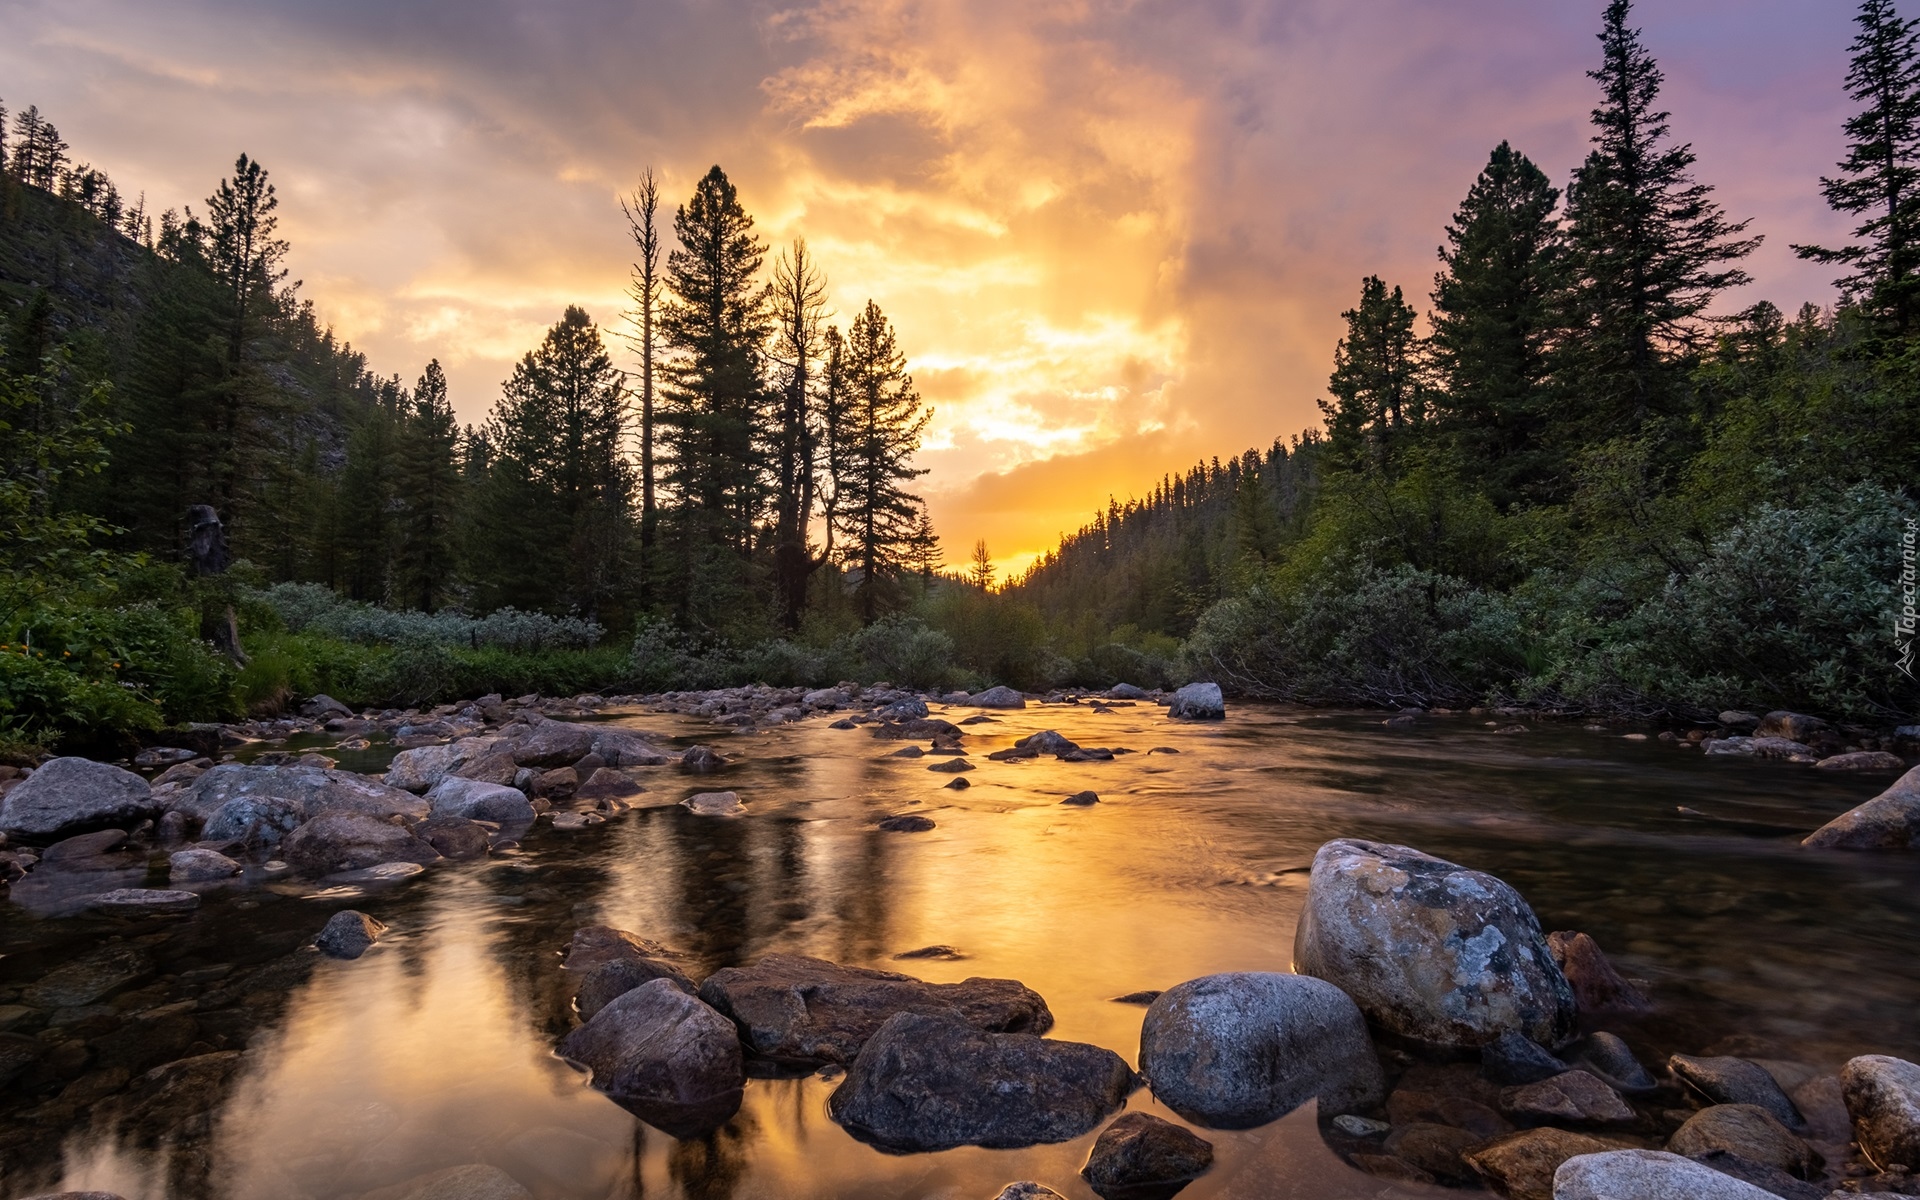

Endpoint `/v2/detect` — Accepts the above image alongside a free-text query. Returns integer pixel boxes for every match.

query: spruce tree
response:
[337,378,403,602]
[768,237,829,629]
[833,301,930,621]
[1795,0,1920,336]
[393,360,463,611]
[621,170,663,590]
[1560,0,1759,439]
[1428,142,1564,505]
[1320,276,1425,473]
[657,165,770,628]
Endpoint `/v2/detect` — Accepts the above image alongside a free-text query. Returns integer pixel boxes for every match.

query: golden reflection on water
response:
[23,702,1920,1199]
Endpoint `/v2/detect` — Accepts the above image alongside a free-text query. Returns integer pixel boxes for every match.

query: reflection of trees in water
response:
[666,1107,758,1200]
[825,829,894,966]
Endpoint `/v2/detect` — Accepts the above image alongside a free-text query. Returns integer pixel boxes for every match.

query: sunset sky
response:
[0,0,1861,574]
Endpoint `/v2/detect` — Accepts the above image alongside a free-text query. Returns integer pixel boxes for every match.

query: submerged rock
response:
[828,1011,1135,1151]
[367,1164,532,1200]
[1482,1030,1571,1085]
[83,888,200,915]
[697,953,1052,1066]
[1292,839,1576,1049]
[1575,1032,1658,1093]
[1080,1112,1214,1199]
[1840,1054,1920,1171]
[414,816,491,859]
[315,910,388,959]
[878,814,935,832]
[1670,1055,1803,1128]
[564,925,677,973]
[1166,683,1224,720]
[282,811,438,877]
[1553,1149,1781,1200]
[1138,972,1385,1129]
[1803,766,1920,849]
[0,757,156,839]
[558,979,744,1139]
[168,848,241,882]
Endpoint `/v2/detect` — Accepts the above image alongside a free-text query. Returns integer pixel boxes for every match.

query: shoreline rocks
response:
[1803,766,1920,850]
[1166,683,1224,721]
[0,758,157,840]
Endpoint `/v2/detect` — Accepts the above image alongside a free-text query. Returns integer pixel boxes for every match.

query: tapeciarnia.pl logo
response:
[1900,517,1917,681]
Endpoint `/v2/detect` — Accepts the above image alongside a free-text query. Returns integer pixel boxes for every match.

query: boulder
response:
[168,848,241,882]
[927,758,975,774]
[1292,839,1577,1049]
[1756,712,1828,742]
[1167,683,1224,720]
[828,1011,1135,1151]
[83,888,200,915]
[1553,1149,1781,1200]
[507,721,596,768]
[564,925,677,973]
[1803,766,1920,850]
[870,718,965,741]
[133,747,200,769]
[1840,1055,1920,1171]
[1547,931,1651,1013]
[681,791,745,817]
[1109,684,1150,700]
[1751,737,1816,760]
[576,768,645,802]
[201,793,307,845]
[680,745,724,772]
[1668,1105,1820,1179]
[315,910,387,959]
[576,958,697,1020]
[300,693,355,720]
[1062,791,1100,806]
[384,740,495,792]
[558,979,744,1139]
[1462,1129,1621,1200]
[697,953,1052,1066]
[173,764,428,833]
[1138,972,1385,1129]
[1718,711,1761,731]
[282,811,438,877]
[1816,751,1908,772]
[425,776,535,824]
[0,757,156,839]
[1015,730,1079,756]
[414,817,491,859]
[1669,1056,1803,1128]
[1499,1070,1634,1125]
[1079,1112,1214,1199]
[804,688,849,710]
[1576,1032,1657,1093]
[970,686,1027,709]
[588,727,670,767]
[1682,1153,1827,1200]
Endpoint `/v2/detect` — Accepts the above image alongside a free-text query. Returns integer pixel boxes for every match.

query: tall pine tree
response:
[1320,276,1425,474]
[768,237,829,630]
[833,300,929,622]
[393,359,463,611]
[1795,0,1920,337]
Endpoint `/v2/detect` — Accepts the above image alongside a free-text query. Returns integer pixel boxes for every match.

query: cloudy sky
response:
[0,0,1861,573]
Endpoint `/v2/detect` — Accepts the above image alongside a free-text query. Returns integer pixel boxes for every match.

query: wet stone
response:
[575,957,697,1020]
[1840,1055,1920,1172]
[878,814,935,832]
[84,888,200,915]
[1577,1031,1658,1093]
[315,910,387,959]
[1500,1070,1635,1125]
[1668,1104,1821,1179]
[1483,1029,1572,1085]
[1079,1112,1214,1200]
[1462,1128,1621,1200]
[1061,791,1100,806]
[1553,1148,1782,1200]
[1385,1122,1482,1185]
[168,848,241,882]
[1671,1055,1804,1128]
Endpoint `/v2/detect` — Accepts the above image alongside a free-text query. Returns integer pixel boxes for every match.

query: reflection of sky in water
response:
[22,704,1920,1198]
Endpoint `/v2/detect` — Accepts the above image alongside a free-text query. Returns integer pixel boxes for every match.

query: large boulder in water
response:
[425,776,534,824]
[1840,1054,1920,1171]
[699,954,1052,1065]
[1291,839,1576,1050]
[504,720,596,767]
[828,1011,1136,1151]
[969,685,1026,709]
[384,740,496,793]
[558,978,744,1139]
[1138,972,1385,1129]
[0,758,157,839]
[282,811,438,877]
[171,764,427,835]
[1553,1149,1782,1199]
[1167,682,1224,720]
[1803,766,1920,849]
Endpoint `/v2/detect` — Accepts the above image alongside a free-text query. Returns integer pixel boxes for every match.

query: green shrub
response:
[851,616,956,689]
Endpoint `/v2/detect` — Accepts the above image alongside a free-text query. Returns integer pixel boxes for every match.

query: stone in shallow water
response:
[558,979,744,1139]
[425,776,534,824]
[575,957,697,1020]
[1668,1104,1821,1179]
[1576,1031,1658,1093]
[969,685,1026,709]
[0,757,156,839]
[926,758,974,774]
[1500,1070,1635,1125]
[1670,1055,1804,1128]
[22,945,152,1007]
[325,862,427,885]
[1166,682,1224,720]
[1061,791,1100,806]
[1803,766,1920,849]
[314,910,388,959]
[361,1164,532,1200]
[84,888,201,915]
[1482,1029,1570,1085]
[680,791,744,817]
[169,848,242,882]
[877,814,935,832]
[991,1186,1063,1200]
[1553,1149,1782,1200]
[829,1010,1135,1152]
[1079,1111,1214,1199]
[1548,930,1651,1012]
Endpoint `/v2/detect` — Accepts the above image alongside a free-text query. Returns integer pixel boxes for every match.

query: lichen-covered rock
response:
[0,757,156,839]
[558,979,744,1139]
[1292,839,1576,1049]
[1079,1112,1213,1198]
[1553,1149,1781,1199]
[1138,972,1385,1129]
[1840,1055,1920,1172]
[1803,766,1920,850]
[1167,682,1224,720]
[828,1011,1135,1152]
[699,953,1052,1066]
[505,720,596,768]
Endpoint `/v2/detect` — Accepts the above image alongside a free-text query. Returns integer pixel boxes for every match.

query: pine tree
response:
[768,237,829,629]
[8,106,68,190]
[1795,0,1920,336]
[393,359,463,611]
[1560,0,1760,439]
[1320,276,1425,473]
[657,165,770,628]
[337,378,403,602]
[969,539,994,591]
[622,170,663,591]
[1429,142,1564,505]
[833,301,930,621]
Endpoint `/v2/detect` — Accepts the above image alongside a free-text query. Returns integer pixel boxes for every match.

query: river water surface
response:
[2,702,1916,1200]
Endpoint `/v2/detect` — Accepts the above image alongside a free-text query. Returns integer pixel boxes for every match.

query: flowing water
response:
[3,703,1917,1200]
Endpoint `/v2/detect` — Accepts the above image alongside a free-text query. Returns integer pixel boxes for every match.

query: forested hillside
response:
[1013,0,1920,722]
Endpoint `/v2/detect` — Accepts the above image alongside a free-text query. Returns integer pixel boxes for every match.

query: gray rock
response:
[325,862,425,885]
[1335,1114,1391,1137]
[414,816,491,859]
[1483,1030,1571,1085]
[576,957,697,1019]
[1751,737,1816,759]
[1816,751,1908,772]
[1138,972,1385,1129]
[201,794,305,845]
[588,727,670,767]
[173,764,427,834]
[168,848,241,882]
[927,758,975,774]
[1840,1055,1920,1171]
[1803,766,1920,849]
[282,811,438,877]
[828,1011,1135,1151]
[803,687,849,709]
[1669,1105,1820,1179]
[133,747,200,769]
[300,693,354,720]
[564,925,677,973]
[1553,1149,1781,1199]
[18,1193,129,1200]
[681,791,744,817]
[558,979,744,1138]
[1080,1112,1213,1199]
[878,698,931,721]
[680,745,724,772]
[506,721,596,768]
[1670,1056,1804,1128]
[1014,730,1080,756]
[0,757,156,839]
[698,953,1052,1066]
[83,888,200,914]
[1167,683,1224,720]
[315,910,388,959]
[1500,1070,1634,1125]
[424,776,534,824]
[1683,1152,1826,1200]
[384,740,495,792]
[1577,1032,1657,1093]
[1292,839,1577,1049]
[1719,711,1761,731]
[1108,683,1150,700]
[970,686,1027,709]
